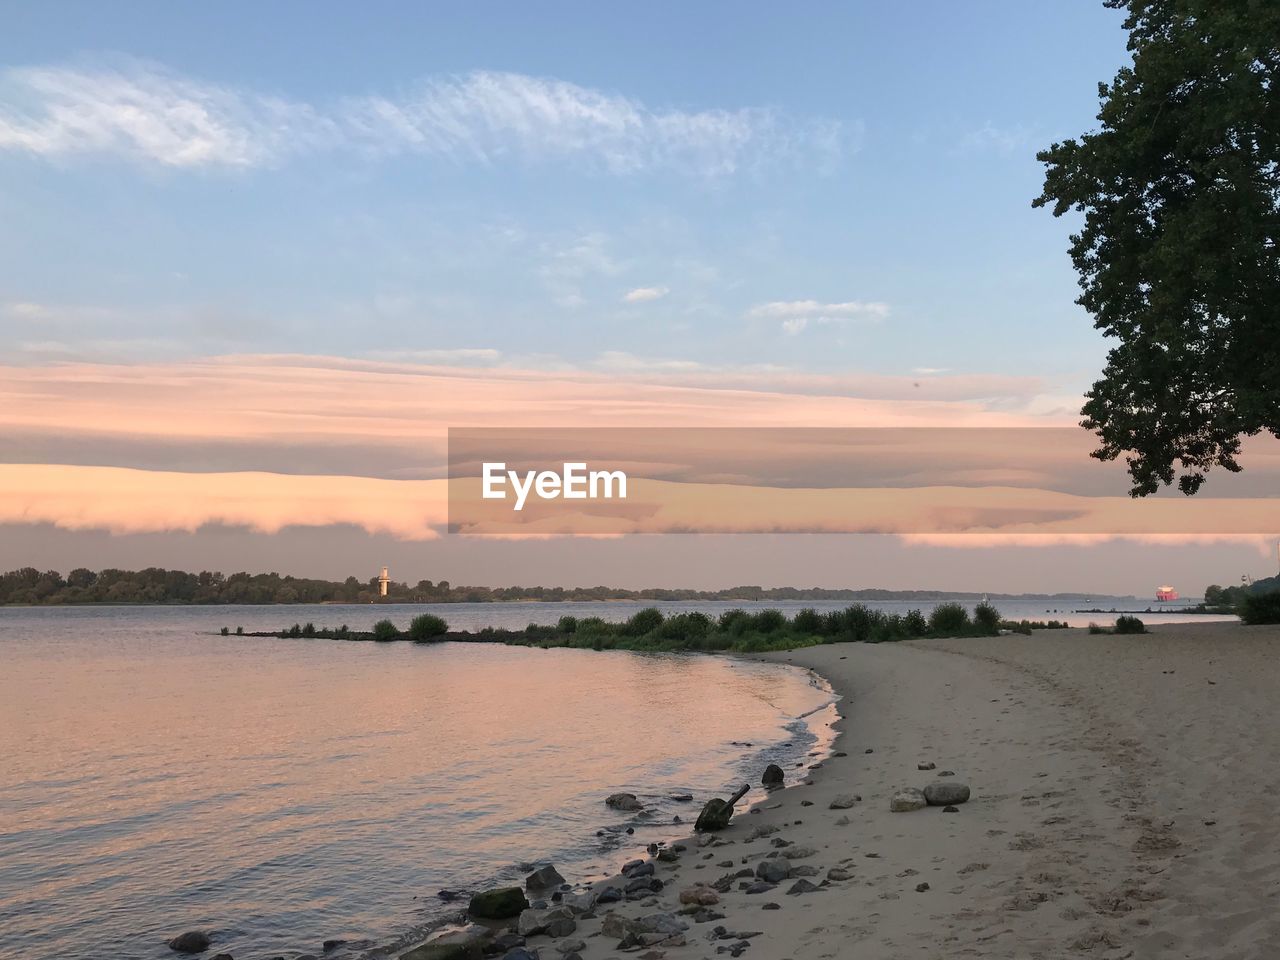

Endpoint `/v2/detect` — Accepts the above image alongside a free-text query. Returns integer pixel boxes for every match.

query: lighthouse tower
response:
[378,566,390,597]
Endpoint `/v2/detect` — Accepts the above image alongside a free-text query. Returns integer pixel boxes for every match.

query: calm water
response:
[0,604,839,960]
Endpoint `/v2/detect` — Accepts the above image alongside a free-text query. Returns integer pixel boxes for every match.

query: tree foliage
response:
[1035,0,1280,495]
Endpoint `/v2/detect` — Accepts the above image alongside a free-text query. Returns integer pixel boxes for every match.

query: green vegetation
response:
[1088,615,1147,636]
[1239,590,1280,626]
[372,619,399,641]
[999,618,1070,635]
[1036,1,1280,496]
[248,603,1006,652]
[1198,576,1280,618]
[408,613,449,640]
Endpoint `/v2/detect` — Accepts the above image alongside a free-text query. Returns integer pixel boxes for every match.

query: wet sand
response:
[454,621,1280,960]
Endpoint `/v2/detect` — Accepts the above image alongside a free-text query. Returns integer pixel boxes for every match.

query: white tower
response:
[378,566,390,597]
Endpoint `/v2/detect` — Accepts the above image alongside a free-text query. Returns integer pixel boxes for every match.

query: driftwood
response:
[694,783,750,832]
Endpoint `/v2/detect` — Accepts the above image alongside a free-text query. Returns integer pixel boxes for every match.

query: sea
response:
[0,598,1229,960]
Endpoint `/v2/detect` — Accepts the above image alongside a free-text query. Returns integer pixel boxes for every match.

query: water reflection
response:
[0,606,834,960]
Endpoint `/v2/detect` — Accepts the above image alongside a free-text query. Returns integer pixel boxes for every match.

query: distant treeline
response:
[0,565,1125,607]
[1201,576,1280,624]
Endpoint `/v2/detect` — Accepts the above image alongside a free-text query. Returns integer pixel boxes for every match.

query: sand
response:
[516,621,1280,960]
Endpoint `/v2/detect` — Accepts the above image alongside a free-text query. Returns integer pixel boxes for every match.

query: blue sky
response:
[0,1,1130,382]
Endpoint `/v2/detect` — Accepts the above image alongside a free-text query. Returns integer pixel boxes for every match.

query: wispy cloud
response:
[623,286,669,303]
[748,299,890,335]
[0,60,844,176]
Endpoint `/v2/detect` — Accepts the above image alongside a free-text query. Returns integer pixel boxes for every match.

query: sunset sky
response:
[2,2,1277,594]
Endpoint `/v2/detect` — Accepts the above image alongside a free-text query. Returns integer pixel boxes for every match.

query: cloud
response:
[623,286,669,303]
[748,299,890,335]
[0,464,446,540]
[0,60,844,176]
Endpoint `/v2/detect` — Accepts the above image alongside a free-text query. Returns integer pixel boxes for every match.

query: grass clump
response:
[372,618,399,641]
[408,612,448,641]
[1114,615,1147,634]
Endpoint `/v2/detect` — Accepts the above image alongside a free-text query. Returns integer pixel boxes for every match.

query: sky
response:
[2,1,1276,594]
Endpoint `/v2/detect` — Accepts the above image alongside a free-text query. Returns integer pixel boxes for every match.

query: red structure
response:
[1156,585,1178,602]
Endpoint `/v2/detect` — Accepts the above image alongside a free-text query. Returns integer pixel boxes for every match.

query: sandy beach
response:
[456,621,1280,960]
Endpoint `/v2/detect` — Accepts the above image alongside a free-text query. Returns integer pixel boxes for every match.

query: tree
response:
[1035,0,1280,495]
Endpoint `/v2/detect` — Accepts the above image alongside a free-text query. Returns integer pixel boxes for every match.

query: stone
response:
[399,943,483,960]
[499,950,537,960]
[525,864,566,890]
[834,815,851,826]
[790,865,819,877]
[555,940,586,955]
[783,845,817,859]
[890,788,928,812]
[826,867,854,881]
[915,882,931,892]
[828,794,858,809]
[489,934,525,954]
[744,880,775,894]
[944,805,959,813]
[323,940,348,951]
[694,799,734,832]
[517,906,575,937]
[623,860,655,878]
[917,761,936,770]
[786,879,821,895]
[595,886,622,904]
[755,858,791,883]
[545,918,577,938]
[761,901,781,910]
[761,764,785,787]
[679,885,720,906]
[606,792,643,811]
[657,848,679,863]
[168,932,211,954]
[923,782,971,806]
[559,891,594,915]
[470,887,529,920]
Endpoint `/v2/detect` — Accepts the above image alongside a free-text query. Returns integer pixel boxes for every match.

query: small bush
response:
[623,607,665,636]
[235,626,244,635]
[657,611,713,643]
[1088,622,1106,635]
[301,622,317,638]
[219,626,229,636]
[1114,615,1146,634]
[409,613,448,640]
[557,615,578,634]
[372,618,399,641]
[973,601,1002,634]
[1239,589,1280,625]
[287,623,302,638]
[719,609,751,635]
[792,607,822,634]
[929,602,971,635]
[753,609,787,634]
[903,609,929,636]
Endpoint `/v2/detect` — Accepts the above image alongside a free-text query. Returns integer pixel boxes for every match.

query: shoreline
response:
[396,620,1280,960]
